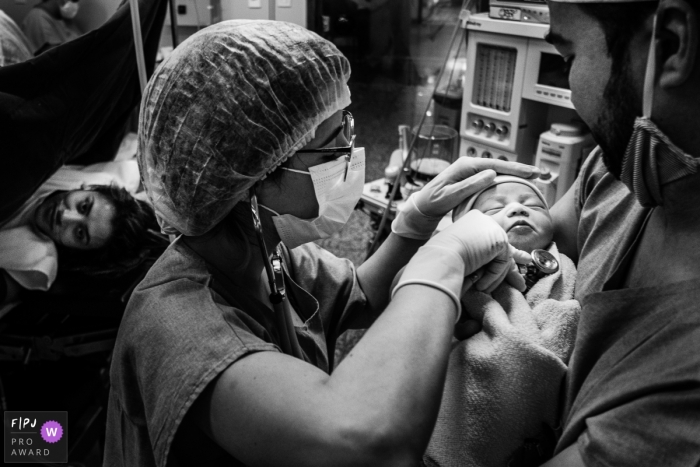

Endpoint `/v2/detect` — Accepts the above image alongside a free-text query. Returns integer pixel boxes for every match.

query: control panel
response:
[460,139,517,162]
[465,113,512,147]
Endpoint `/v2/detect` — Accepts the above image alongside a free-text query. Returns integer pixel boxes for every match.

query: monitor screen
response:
[537,52,570,90]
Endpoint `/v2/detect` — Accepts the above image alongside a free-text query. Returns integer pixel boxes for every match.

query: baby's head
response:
[452,175,553,252]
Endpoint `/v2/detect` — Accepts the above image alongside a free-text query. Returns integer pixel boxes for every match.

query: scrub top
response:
[21,8,80,54]
[556,149,700,465]
[0,10,32,66]
[104,239,369,467]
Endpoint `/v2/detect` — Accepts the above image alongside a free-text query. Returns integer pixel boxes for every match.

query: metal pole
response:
[169,0,178,48]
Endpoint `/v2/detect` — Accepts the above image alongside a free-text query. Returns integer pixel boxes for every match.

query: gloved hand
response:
[392,210,531,323]
[392,158,540,240]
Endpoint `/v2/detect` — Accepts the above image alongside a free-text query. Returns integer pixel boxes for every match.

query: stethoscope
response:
[249,188,304,359]
[519,249,559,293]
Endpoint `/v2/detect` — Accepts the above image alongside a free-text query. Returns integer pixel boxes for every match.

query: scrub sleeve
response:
[104,239,369,467]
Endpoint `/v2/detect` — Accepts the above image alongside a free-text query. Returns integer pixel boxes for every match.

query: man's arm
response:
[550,182,580,263]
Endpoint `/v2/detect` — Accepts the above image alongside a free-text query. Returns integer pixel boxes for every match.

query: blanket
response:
[424,243,580,467]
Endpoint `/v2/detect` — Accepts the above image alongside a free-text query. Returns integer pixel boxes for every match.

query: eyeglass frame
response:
[294,111,355,181]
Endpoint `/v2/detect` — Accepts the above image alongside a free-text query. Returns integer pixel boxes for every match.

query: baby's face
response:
[472,183,554,252]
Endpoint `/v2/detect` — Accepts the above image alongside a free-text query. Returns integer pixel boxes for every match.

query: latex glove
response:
[392,158,540,240]
[424,285,567,467]
[392,210,531,322]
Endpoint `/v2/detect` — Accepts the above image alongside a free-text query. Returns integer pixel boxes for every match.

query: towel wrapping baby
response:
[424,176,581,467]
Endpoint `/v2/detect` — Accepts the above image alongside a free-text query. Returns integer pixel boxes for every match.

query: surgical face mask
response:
[620,15,699,207]
[259,147,365,249]
[60,1,79,19]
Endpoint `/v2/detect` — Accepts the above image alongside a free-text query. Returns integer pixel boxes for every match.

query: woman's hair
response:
[56,185,167,277]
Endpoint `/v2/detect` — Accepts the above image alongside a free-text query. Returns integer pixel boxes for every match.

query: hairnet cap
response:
[139,20,352,236]
[452,175,548,222]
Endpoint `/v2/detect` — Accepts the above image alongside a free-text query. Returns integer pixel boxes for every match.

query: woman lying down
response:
[424,176,581,467]
[0,159,159,308]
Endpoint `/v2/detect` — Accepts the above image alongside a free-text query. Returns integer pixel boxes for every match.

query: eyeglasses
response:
[296,111,355,181]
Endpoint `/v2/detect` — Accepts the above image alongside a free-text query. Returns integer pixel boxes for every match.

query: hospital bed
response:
[0,250,163,465]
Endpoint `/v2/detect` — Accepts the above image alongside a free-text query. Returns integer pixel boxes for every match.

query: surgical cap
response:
[139,20,352,236]
[452,175,548,222]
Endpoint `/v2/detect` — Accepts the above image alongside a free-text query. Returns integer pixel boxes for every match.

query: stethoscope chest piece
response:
[519,249,559,293]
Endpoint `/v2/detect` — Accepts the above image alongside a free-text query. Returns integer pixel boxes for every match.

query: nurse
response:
[104,20,539,466]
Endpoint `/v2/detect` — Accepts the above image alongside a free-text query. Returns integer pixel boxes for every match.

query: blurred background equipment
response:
[458,9,588,206]
[408,124,459,183]
[534,122,595,205]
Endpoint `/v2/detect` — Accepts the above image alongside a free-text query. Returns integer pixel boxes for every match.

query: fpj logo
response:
[4,411,67,463]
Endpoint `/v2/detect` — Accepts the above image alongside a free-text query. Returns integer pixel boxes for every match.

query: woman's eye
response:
[76,227,84,240]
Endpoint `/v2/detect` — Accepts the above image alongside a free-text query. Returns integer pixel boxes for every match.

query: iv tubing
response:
[129,0,148,93]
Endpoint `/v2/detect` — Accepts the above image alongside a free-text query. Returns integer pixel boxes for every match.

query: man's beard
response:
[591,58,639,179]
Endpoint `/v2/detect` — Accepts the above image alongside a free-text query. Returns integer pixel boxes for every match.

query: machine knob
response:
[482,151,492,159]
[467,146,477,156]
[472,119,484,131]
[484,122,496,133]
[497,155,508,161]
[496,125,509,136]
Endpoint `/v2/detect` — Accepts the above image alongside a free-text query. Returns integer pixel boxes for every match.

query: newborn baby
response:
[424,175,581,467]
[452,175,553,254]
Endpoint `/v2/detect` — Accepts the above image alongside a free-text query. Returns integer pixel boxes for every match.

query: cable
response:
[192,0,202,30]
[365,0,473,259]
[129,0,149,93]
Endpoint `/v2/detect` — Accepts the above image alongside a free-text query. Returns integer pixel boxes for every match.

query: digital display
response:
[537,52,570,90]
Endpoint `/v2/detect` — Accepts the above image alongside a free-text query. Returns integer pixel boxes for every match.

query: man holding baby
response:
[428,0,700,466]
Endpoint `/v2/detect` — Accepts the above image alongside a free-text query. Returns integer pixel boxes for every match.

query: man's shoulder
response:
[576,147,614,205]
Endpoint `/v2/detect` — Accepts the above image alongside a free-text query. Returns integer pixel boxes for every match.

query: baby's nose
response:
[506,203,529,217]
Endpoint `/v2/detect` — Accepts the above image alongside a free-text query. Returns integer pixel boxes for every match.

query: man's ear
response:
[657,0,699,88]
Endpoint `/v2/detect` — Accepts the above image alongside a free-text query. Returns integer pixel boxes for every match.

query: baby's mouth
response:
[508,219,534,232]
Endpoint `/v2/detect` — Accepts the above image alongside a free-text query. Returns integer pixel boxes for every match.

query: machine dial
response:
[496,125,509,137]
[482,151,492,159]
[467,147,477,156]
[484,122,496,133]
[472,119,484,131]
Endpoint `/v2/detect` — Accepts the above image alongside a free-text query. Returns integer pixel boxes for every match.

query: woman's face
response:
[32,189,116,250]
[256,110,349,220]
